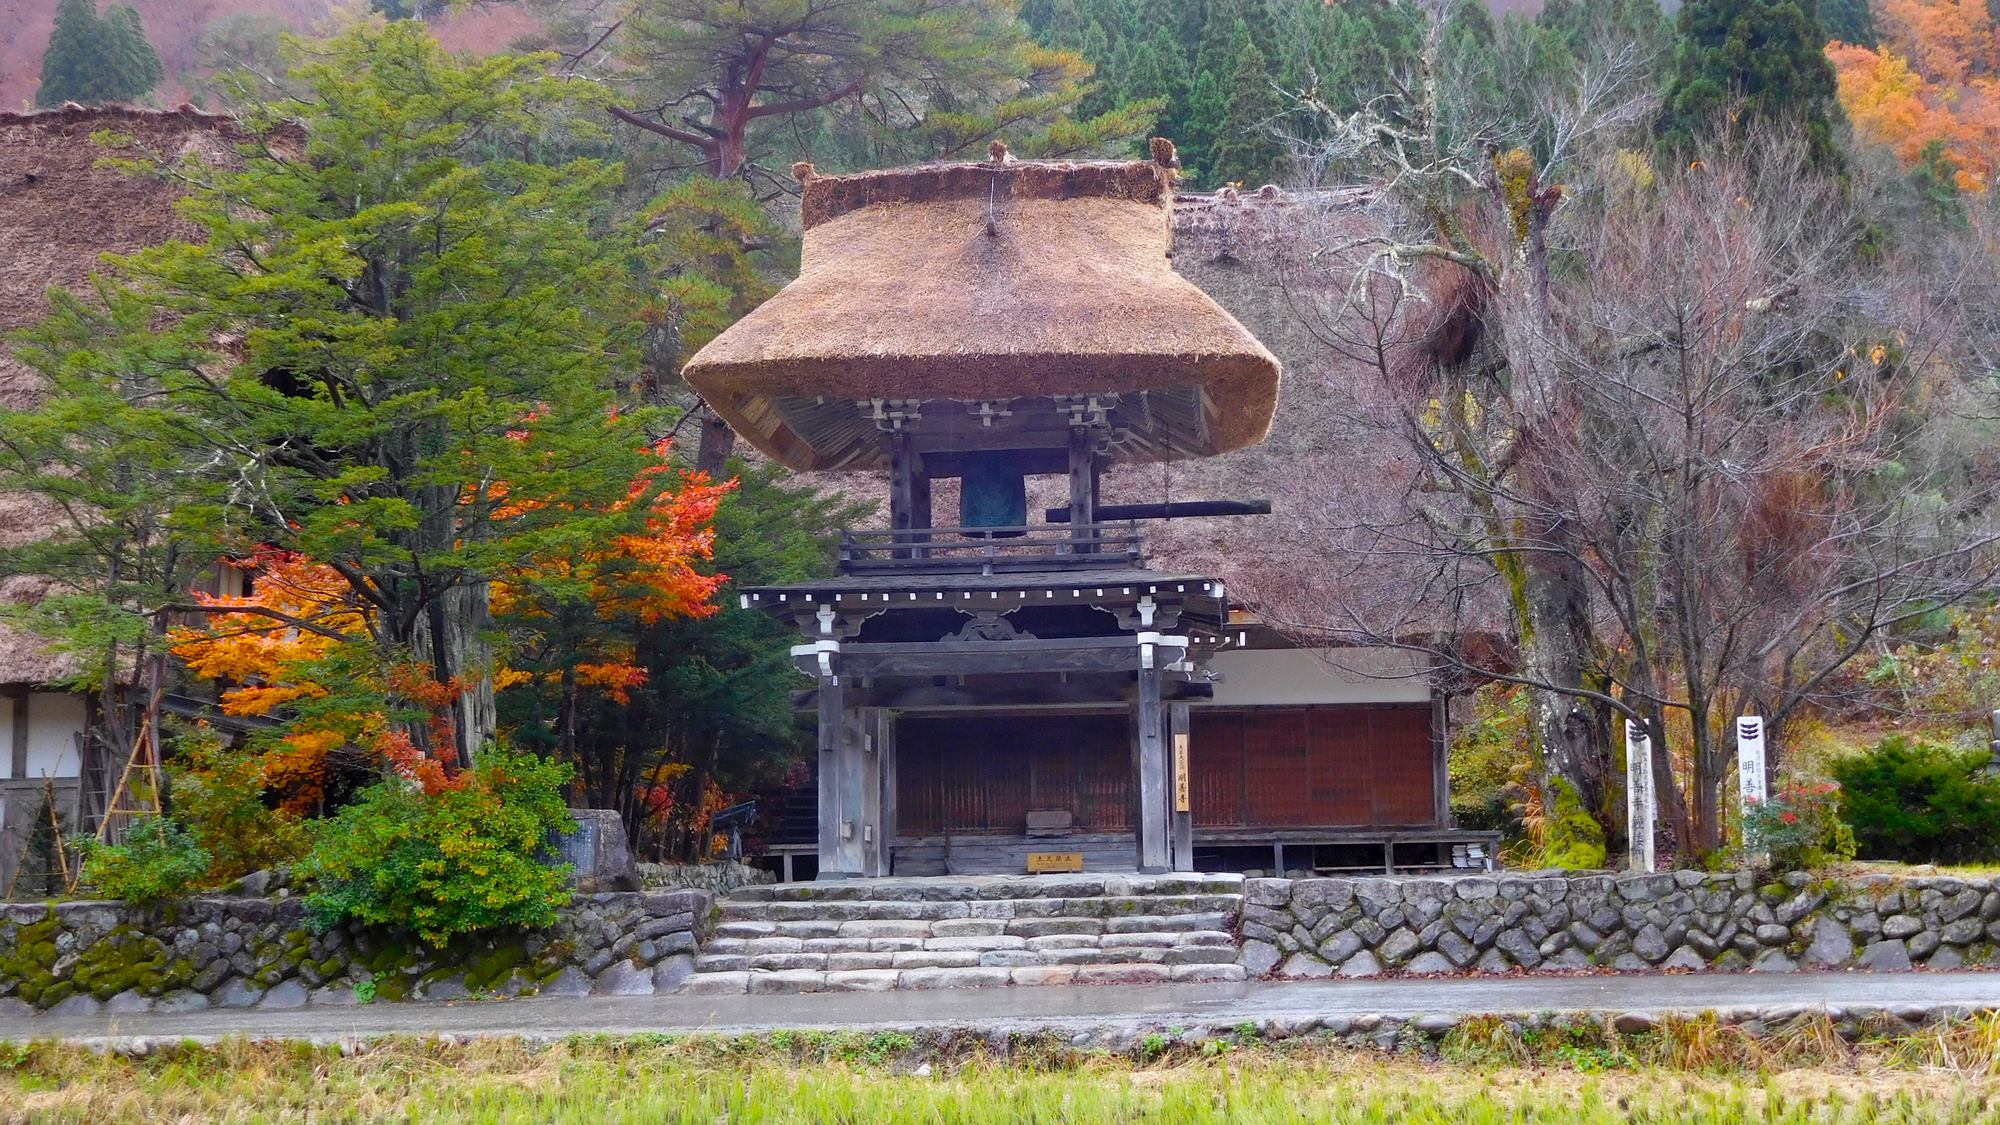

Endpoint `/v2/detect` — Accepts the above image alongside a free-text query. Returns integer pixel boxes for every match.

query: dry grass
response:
[9,1022,2000,1124]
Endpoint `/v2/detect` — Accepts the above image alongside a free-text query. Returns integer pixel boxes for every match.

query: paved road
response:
[14,972,2000,1045]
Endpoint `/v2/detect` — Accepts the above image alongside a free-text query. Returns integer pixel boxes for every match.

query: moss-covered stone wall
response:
[0,888,711,1015]
[1240,870,2000,978]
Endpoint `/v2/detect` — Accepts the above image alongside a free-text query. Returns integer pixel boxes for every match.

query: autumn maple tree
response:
[1831,0,2000,190]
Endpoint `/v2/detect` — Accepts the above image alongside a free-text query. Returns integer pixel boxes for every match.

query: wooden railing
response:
[837,523,1144,576]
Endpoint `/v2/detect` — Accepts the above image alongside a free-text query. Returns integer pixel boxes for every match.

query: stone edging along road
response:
[15,971,2000,1051]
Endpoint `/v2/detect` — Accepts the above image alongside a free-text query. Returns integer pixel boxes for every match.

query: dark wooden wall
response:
[1189,705,1438,829]
[896,714,1131,835]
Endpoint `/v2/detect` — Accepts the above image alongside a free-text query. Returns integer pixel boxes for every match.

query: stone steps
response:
[680,873,1246,993]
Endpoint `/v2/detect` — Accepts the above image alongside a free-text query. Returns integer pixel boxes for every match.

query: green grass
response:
[7,1024,2000,1124]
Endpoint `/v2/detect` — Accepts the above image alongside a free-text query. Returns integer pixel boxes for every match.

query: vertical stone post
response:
[1625,719,1654,873]
[1737,715,1768,863]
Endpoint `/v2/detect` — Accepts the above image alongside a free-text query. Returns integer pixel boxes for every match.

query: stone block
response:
[539,966,596,997]
[898,967,1011,990]
[1805,917,1855,967]
[1942,918,1984,945]
[1278,953,1333,979]
[1075,963,1171,986]
[1403,952,1455,974]
[838,920,933,938]
[1241,940,1282,976]
[556,808,637,892]
[1377,927,1421,965]
[1754,924,1791,945]
[1165,945,1241,965]
[1024,935,1099,951]
[259,979,311,1009]
[714,921,778,939]
[1749,949,1797,973]
[1244,879,1292,907]
[1928,947,1966,971]
[1436,930,1477,967]
[930,919,1008,938]
[1336,950,1383,978]
[1631,924,1670,962]
[891,950,981,969]
[1010,965,1079,987]
[978,950,1041,967]
[748,970,827,994]
[653,954,696,992]
[47,994,102,1017]
[157,989,210,1013]
[1474,946,1510,973]
[749,953,826,971]
[1100,932,1177,950]
[422,975,471,1002]
[1660,945,1708,972]
[925,935,1026,952]
[1170,963,1247,983]
[821,970,900,992]
[1909,931,1942,959]
[694,955,748,973]
[1882,914,1923,939]
[773,921,842,939]
[867,938,927,953]
[680,971,750,995]
[104,989,152,1013]
[309,985,358,1006]
[1007,918,1102,938]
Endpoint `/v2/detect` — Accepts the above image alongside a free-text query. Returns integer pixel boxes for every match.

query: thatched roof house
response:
[684,150,1282,473]
[0,105,266,686]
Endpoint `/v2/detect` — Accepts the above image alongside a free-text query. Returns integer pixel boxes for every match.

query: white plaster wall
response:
[1203,647,1431,707]
[25,693,86,778]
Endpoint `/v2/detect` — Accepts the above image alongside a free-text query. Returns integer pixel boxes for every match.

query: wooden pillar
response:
[7,687,27,780]
[889,432,928,558]
[816,672,849,879]
[1432,690,1452,828]
[857,709,891,878]
[1169,702,1193,872]
[1068,427,1095,552]
[878,712,898,876]
[1136,660,1168,873]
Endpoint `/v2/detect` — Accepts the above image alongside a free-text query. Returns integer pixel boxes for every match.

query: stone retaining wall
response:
[1240,870,2000,978]
[0,889,712,1016]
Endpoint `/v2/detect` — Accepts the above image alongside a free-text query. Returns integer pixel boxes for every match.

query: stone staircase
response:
[680,873,1245,994]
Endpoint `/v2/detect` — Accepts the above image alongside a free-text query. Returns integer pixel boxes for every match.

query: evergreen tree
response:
[1207,37,1286,186]
[1656,0,1844,168]
[35,0,162,107]
[1818,0,1877,47]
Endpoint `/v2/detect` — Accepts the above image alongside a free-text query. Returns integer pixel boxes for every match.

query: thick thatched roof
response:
[684,153,1282,472]
[0,105,266,686]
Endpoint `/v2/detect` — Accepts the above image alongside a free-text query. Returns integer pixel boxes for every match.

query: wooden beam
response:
[1433,689,1452,829]
[793,677,1212,711]
[1046,499,1272,523]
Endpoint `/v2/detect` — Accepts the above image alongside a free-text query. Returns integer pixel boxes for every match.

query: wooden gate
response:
[895,713,1131,835]
[1189,705,1437,829]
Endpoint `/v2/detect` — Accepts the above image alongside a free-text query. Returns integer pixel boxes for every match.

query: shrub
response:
[168,723,307,881]
[1833,734,2000,864]
[74,816,212,901]
[1741,782,1856,872]
[297,746,575,945]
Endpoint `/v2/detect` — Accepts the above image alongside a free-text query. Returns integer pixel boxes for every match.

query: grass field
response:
[11,1019,2000,1124]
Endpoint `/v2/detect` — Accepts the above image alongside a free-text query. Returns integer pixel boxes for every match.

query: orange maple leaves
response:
[1830,0,2000,190]
[169,438,732,806]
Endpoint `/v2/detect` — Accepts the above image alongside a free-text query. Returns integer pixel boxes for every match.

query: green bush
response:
[74,816,212,901]
[1833,734,2000,864]
[297,746,576,945]
[168,723,307,881]
[1740,782,1855,872]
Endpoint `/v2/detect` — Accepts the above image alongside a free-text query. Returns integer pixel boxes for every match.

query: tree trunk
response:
[1523,529,1608,869]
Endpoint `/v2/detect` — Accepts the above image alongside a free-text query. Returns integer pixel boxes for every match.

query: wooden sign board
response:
[1173,732,1190,813]
[1027,852,1084,874]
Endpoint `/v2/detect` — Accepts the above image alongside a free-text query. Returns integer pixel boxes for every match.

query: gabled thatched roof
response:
[0,105,267,686]
[684,153,1282,472]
